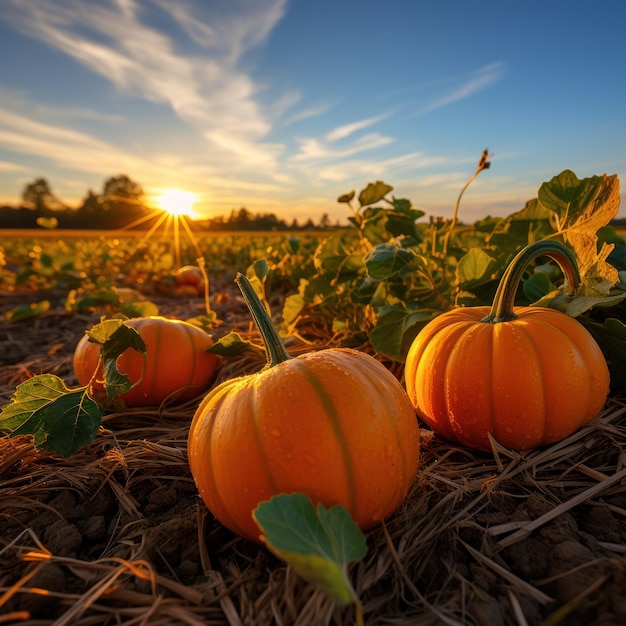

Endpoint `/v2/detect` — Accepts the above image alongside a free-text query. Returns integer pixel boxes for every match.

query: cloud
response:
[1,0,288,176]
[316,152,448,183]
[0,161,27,172]
[325,113,389,142]
[294,133,395,162]
[415,62,505,115]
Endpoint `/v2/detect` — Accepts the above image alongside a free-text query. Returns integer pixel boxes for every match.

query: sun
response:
[155,189,198,217]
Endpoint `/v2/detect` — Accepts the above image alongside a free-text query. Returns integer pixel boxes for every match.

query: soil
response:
[0,285,625,625]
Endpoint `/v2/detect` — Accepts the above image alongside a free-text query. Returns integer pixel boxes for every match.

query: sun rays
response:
[119,188,202,268]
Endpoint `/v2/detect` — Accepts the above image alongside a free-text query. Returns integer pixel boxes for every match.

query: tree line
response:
[0,175,338,231]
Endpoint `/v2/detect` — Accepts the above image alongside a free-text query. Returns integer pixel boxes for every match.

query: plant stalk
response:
[235,272,292,367]
[442,149,491,256]
[482,240,580,323]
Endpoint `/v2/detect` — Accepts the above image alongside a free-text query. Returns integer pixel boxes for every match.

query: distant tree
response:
[319,212,331,228]
[21,178,66,212]
[101,174,144,208]
[82,190,102,213]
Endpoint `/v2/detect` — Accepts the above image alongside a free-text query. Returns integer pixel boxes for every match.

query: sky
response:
[0,0,625,225]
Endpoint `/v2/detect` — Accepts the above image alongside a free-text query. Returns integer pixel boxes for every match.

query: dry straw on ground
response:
[0,294,625,626]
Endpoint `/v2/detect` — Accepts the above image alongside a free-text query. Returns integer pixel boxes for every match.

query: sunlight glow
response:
[155,189,198,217]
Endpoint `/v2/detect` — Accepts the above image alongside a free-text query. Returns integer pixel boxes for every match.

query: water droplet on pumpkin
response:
[271,428,281,437]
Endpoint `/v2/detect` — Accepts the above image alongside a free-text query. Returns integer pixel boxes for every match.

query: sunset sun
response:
[155,189,198,217]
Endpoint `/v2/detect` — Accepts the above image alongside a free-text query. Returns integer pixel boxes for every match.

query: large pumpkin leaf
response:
[538,171,621,286]
[0,374,102,457]
[253,494,367,609]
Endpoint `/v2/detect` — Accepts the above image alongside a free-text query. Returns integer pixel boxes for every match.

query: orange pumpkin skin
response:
[404,261,610,452]
[188,347,421,543]
[74,317,217,407]
[174,266,205,297]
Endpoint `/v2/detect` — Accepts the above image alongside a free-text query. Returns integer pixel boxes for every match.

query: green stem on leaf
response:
[482,240,580,324]
[235,272,292,367]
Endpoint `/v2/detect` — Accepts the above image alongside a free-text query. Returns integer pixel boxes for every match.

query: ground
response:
[0,285,625,625]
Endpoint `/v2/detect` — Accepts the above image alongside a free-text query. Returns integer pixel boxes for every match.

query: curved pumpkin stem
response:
[482,240,580,323]
[235,272,292,367]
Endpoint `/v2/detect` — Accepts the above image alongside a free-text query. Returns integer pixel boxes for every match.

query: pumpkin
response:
[404,240,610,452]
[188,274,420,542]
[74,316,217,407]
[174,265,206,298]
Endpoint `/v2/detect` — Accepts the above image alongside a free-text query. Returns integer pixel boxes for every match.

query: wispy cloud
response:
[294,133,395,162]
[2,0,289,175]
[325,113,390,142]
[415,62,505,115]
[0,161,27,172]
[316,152,448,183]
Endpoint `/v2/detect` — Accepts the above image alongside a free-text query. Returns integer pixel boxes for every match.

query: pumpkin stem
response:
[235,272,292,367]
[482,240,580,323]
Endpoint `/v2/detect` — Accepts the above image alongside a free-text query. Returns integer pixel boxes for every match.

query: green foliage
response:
[253,493,367,617]
[270,169,625,384]
[0,375,101,457]
[85,319,147,397]
[0,318,146,455]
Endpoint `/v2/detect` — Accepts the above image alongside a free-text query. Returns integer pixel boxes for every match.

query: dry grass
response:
[0,296,625,625]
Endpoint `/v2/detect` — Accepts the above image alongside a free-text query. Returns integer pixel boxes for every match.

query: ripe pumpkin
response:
[174,265,206,298]
[404,240,610,452]
[188,274,420,542]
[74,316,217,407]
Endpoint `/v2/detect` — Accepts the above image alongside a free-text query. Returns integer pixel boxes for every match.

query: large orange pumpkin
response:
[404,240,609,452]
[74,316,217,407]
[188,274,421,542]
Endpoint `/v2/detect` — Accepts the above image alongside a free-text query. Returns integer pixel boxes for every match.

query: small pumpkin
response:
[74,316,217,406]
[173,265,206,298]
[188,274,420,542]
[404,240,610,452]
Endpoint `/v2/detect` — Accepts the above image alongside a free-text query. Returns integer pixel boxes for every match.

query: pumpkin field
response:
[1,168,625,625]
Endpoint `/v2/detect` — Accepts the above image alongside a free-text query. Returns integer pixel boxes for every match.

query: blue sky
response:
[0,0,624,223]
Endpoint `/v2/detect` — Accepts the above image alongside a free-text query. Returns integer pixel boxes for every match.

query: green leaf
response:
[537,169,584,221]
[314,236,365,279]
[251,258,270,282]
[84,320,146,397]
[282,291,307,326]
[580,317,626,394]
[0,374,102,457]
[5,300,51,321]
[369,306,434,360]
[184,311,219,331]
[208,331,253,356]
[358,181,393,207]
[365,244,414,280]
[253,493,367,606]
[523,272,554,303]
[455,248,496,286]
[120,300,159,318]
